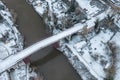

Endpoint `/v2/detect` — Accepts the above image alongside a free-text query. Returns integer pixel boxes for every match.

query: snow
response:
[110,32,120,46]
[72,30,114,79]
[0,10,14,25]
[0,45,9,60]
[114,14,120,28]
[76,0,100,17]
[0,71,9,80]
[0,22,23,56]
[74,41,86,52]
[66,44,104,80]
[33,0,48,16]
[90,30,114,53]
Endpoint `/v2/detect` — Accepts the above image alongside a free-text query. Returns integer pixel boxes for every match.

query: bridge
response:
[0,22,86,73]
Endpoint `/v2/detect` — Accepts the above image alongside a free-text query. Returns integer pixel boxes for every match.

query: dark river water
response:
[3,0,81,80]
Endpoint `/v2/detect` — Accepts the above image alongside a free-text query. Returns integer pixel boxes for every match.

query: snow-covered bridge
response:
[0,22,86,74]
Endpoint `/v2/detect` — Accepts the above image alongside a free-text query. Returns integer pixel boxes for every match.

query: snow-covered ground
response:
[28,0,120,80]
[75,0,107,18]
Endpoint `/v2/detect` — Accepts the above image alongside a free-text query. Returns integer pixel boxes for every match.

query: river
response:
[3,0,81,80]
